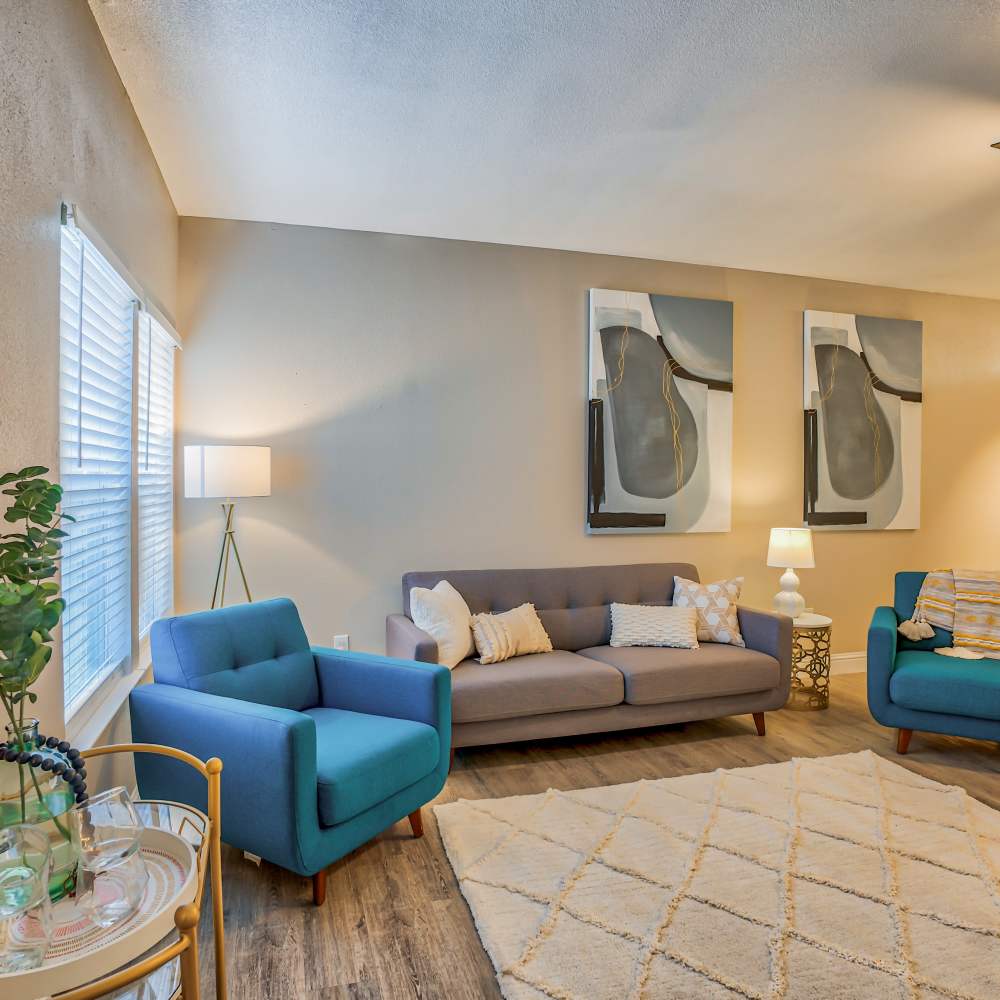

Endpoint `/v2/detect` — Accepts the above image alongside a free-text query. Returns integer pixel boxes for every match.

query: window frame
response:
[59,205,181,745]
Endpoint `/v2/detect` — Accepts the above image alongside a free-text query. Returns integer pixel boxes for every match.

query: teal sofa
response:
[868,571,1000,753]
[130,598,451,904]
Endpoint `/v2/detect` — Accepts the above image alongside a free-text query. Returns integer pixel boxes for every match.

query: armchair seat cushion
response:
[578,644,780,705]
[889,651,1000,722]
[305,708,440,827]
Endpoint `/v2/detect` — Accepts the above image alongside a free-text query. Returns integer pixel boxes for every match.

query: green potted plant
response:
[0,466,87,898]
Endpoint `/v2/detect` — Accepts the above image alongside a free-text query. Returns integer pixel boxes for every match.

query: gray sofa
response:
[386,563,792,748]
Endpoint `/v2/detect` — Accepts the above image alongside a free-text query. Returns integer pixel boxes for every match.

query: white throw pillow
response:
[471,603,553,664]
[409,581,475,669]
[610,604,700,649]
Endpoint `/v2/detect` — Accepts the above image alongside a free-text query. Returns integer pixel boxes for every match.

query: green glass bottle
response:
[0,719,79,900]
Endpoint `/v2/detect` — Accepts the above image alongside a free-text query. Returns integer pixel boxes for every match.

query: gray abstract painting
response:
[803,310,922,530]
[588,289,733,533]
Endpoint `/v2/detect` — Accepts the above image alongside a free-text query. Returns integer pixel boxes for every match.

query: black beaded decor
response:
[0,731,89,806]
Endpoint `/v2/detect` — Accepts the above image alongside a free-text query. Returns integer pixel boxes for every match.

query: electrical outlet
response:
[333,633,350,651]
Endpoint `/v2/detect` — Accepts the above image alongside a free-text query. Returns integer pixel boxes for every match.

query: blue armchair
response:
[130,599,451,904]
[868,571,1000,754]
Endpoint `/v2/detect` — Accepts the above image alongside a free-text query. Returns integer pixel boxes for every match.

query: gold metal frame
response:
[211,502,252,608]
[56,743,227,1000]
[790,622,833,711]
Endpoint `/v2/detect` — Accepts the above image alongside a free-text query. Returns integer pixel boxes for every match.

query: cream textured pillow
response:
[409,581,475,669]
[672,576,745,647]
[471,603,553,664]
[610,604,699,649]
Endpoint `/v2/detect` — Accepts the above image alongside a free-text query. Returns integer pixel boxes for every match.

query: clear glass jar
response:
[0,719,79,900]
[0,823,54,971]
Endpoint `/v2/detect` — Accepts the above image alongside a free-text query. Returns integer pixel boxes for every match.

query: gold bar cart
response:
[54,743,227,1000]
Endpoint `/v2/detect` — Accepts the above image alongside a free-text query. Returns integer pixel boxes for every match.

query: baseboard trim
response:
[831,651,866,675]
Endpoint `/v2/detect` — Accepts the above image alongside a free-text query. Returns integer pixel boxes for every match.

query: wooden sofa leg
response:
[312,869,327,906]
[752,712,766,736]
[408,808,424,839]
[896,728,913,755]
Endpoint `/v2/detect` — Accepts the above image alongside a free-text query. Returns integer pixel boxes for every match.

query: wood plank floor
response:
[198,673,1000,999]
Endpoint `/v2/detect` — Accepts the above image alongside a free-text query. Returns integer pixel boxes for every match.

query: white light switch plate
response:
[333,634,350,650]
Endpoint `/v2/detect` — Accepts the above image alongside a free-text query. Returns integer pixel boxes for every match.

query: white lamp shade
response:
[184,445,271,499]
[767,527,815,569]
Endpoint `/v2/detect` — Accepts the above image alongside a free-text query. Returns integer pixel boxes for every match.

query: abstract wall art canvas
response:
[803,310,922,530]
[587,289,733,533]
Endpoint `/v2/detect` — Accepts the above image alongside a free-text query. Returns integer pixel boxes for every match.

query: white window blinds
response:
[59,224,135,716]
[137,312,175,636]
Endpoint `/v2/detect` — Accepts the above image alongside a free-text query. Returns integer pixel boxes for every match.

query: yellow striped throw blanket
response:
[899,569,1000,658]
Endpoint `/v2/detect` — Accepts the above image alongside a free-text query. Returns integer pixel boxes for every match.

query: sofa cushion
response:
[889,651,1000,721]
[305,707,440,827]
[578,644,780,706]
[450,650,624,723]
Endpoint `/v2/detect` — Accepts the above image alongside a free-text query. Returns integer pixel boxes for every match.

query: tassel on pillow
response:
[897,618,935,641]
[898,569,955,642]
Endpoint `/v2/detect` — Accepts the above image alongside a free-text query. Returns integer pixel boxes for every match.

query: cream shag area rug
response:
[435,751,1000,1000]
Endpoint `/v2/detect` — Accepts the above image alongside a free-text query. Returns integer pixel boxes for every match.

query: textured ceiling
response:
[90,0,1000,298]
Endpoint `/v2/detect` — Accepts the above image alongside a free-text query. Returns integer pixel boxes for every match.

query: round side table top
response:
[793,613,832,629]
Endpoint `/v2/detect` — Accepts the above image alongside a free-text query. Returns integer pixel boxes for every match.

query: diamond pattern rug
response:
[434,751,1000,999]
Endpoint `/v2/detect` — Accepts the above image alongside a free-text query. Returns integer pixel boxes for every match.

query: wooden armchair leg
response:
[312,869,327,906]
[752,712,766,736]
[896,728,913,755]
[408,808,424,839]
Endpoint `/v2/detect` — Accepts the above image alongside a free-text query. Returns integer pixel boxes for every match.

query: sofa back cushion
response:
[402,564,699,652]
[893,571,953,651]
[150,598,319,710]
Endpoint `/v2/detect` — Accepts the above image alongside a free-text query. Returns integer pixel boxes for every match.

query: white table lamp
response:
[184,445,271,608]
[767,527,814,619]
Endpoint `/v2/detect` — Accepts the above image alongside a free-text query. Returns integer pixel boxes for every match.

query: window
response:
[59,225,135,716]
[58,216,178,720]
[137,312,175,636]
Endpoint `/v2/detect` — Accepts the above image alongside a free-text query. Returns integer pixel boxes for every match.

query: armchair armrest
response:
[867,605,899,721]
[313,646,451,735]
[386,613,438,663]
[313,648,451,778]
[129,683,319,874]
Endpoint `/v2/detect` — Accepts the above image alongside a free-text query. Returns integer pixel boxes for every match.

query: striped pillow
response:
[610,604,699,649]
[472,603,553,664]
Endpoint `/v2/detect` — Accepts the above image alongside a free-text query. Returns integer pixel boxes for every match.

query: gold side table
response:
[789,613,832,710]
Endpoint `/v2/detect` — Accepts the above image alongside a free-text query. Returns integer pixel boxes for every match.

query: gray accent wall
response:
[177,218,1000,655]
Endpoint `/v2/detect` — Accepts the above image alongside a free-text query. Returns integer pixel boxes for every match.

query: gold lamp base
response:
[211,501,253,608]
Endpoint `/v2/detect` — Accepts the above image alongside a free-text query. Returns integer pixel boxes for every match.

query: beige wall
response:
[0,0,178,737]
[177,217,1000,656]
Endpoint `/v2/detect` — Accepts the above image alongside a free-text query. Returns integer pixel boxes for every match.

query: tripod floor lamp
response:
[184,445,271,608]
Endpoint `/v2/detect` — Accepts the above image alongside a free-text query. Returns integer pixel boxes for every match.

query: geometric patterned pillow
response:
[672,576,745,646]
